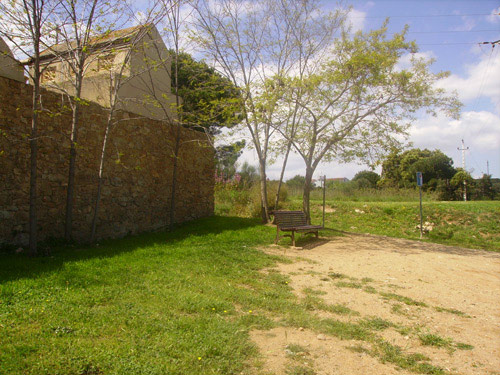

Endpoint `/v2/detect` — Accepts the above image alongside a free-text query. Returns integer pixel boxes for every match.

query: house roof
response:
[24,24,154,64]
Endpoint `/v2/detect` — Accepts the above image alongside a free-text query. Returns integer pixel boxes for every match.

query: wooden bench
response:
[272,210,323,247]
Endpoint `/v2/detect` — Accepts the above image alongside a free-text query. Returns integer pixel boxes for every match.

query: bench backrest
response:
[272,210,308,227]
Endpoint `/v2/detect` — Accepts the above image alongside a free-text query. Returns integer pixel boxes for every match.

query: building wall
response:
[0,76,214,246]
[0,38,25,82]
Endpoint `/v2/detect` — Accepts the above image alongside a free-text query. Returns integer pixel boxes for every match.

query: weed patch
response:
[336,281,363,289]
[433,306,469,317]
[380,292,428,307]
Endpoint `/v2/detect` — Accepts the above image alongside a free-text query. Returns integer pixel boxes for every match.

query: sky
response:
[2,0,498,181]
[237,0,500,180]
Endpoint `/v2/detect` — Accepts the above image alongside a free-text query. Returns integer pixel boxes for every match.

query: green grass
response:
[419,334,453,348]
[433,306,469,317]
[380,292,428,307]
[289,199,500,251]
[0,215,471,374]
[0,217,290,375]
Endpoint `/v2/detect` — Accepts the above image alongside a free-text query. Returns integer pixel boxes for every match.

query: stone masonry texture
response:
[0,76,215,246]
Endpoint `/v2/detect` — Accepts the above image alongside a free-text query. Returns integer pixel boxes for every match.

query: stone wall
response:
[0,76,214,246]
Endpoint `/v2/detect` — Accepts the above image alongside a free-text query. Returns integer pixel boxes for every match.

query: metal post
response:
[416,172,423,239]
[419,186,423,239]
[322,175,326,228]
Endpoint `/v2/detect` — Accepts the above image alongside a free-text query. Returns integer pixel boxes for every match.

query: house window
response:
[41,66,57,82]
[97,54,115,72]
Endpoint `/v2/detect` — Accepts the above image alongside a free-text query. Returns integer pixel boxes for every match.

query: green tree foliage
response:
[238,162,259,187]
[272,23,461,220]
[380,148,456,190]
[474,174,495,200]
[450,169,475,201]
[172,51,242,135]
[352,170,380,188]
[286,175,306,189]
[215,140,246,179]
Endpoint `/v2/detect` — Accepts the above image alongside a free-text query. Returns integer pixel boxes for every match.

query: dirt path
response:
[251,233,500,375]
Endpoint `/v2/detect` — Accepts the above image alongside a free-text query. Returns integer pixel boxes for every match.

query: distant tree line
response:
[378,148,497,200]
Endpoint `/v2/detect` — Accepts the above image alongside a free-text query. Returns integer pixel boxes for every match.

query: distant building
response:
[26,24,177,121]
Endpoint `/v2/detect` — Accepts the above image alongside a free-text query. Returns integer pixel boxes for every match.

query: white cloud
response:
[409,111,500,176]
[487,7,500,23]
[451,16,476,31]
[347,8,366,32]
[436,48,500,110]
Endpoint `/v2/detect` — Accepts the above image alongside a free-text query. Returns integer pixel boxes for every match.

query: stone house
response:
[30,24,177,121]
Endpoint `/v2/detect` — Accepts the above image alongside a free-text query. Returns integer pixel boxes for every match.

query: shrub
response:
[249,181,288,218]
[215,177,288,218]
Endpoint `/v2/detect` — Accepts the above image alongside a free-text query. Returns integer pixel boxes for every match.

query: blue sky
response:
[241,0,500,180]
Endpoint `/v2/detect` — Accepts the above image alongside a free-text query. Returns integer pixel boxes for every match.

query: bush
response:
[215,179,288,218]
[249,181,288,218]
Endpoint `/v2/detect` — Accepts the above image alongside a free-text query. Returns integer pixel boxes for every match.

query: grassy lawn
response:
[0,217,288,375]
[285,199,500,251]
[0,215,467,375]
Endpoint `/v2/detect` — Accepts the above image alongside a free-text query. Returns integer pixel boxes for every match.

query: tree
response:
[173,51,242,135]
[380,148,456,190]
[0,0,58,255]
[215,140,245,180]
[286,175,306,190]
[450,169,474,201]
[90,13,166,243]
[238,161,258,187]
[192,0,345,222]
[36,0,126,240]
[352,170,380,188]
[474,174,494,200]
[272,24,461,220]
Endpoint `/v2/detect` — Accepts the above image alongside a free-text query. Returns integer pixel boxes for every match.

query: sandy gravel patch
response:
[252,233,500,375]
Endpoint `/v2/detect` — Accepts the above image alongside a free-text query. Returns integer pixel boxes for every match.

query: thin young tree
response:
[273,25,461,221]
[42,0,126,240]
[192,0,345,222]
[0,0,58,255]
[89,15,165,243]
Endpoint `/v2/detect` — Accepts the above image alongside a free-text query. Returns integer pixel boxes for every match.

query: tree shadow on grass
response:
[0,215,263,283]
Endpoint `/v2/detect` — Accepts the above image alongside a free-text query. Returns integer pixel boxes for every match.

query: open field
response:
[285,199,500,252]
[1,215,499,374]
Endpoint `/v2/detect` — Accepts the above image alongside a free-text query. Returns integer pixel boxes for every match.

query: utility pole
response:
[458,139,469,201]
[487,160,490,176]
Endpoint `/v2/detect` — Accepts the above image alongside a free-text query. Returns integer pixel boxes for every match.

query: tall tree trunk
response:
[259,158,269,223]
[90,111,113,243]
[302,165,314,224]
[64,99,81,241]
[169,124,181,231]
[29,73,40,256]
[274,141,292,210]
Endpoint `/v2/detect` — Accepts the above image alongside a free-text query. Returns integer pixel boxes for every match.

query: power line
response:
[407,30,500,34]
[351,13,498,19]
[417,42,486,46]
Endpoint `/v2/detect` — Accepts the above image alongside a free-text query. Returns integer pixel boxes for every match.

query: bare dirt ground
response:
[251,233,500,375]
